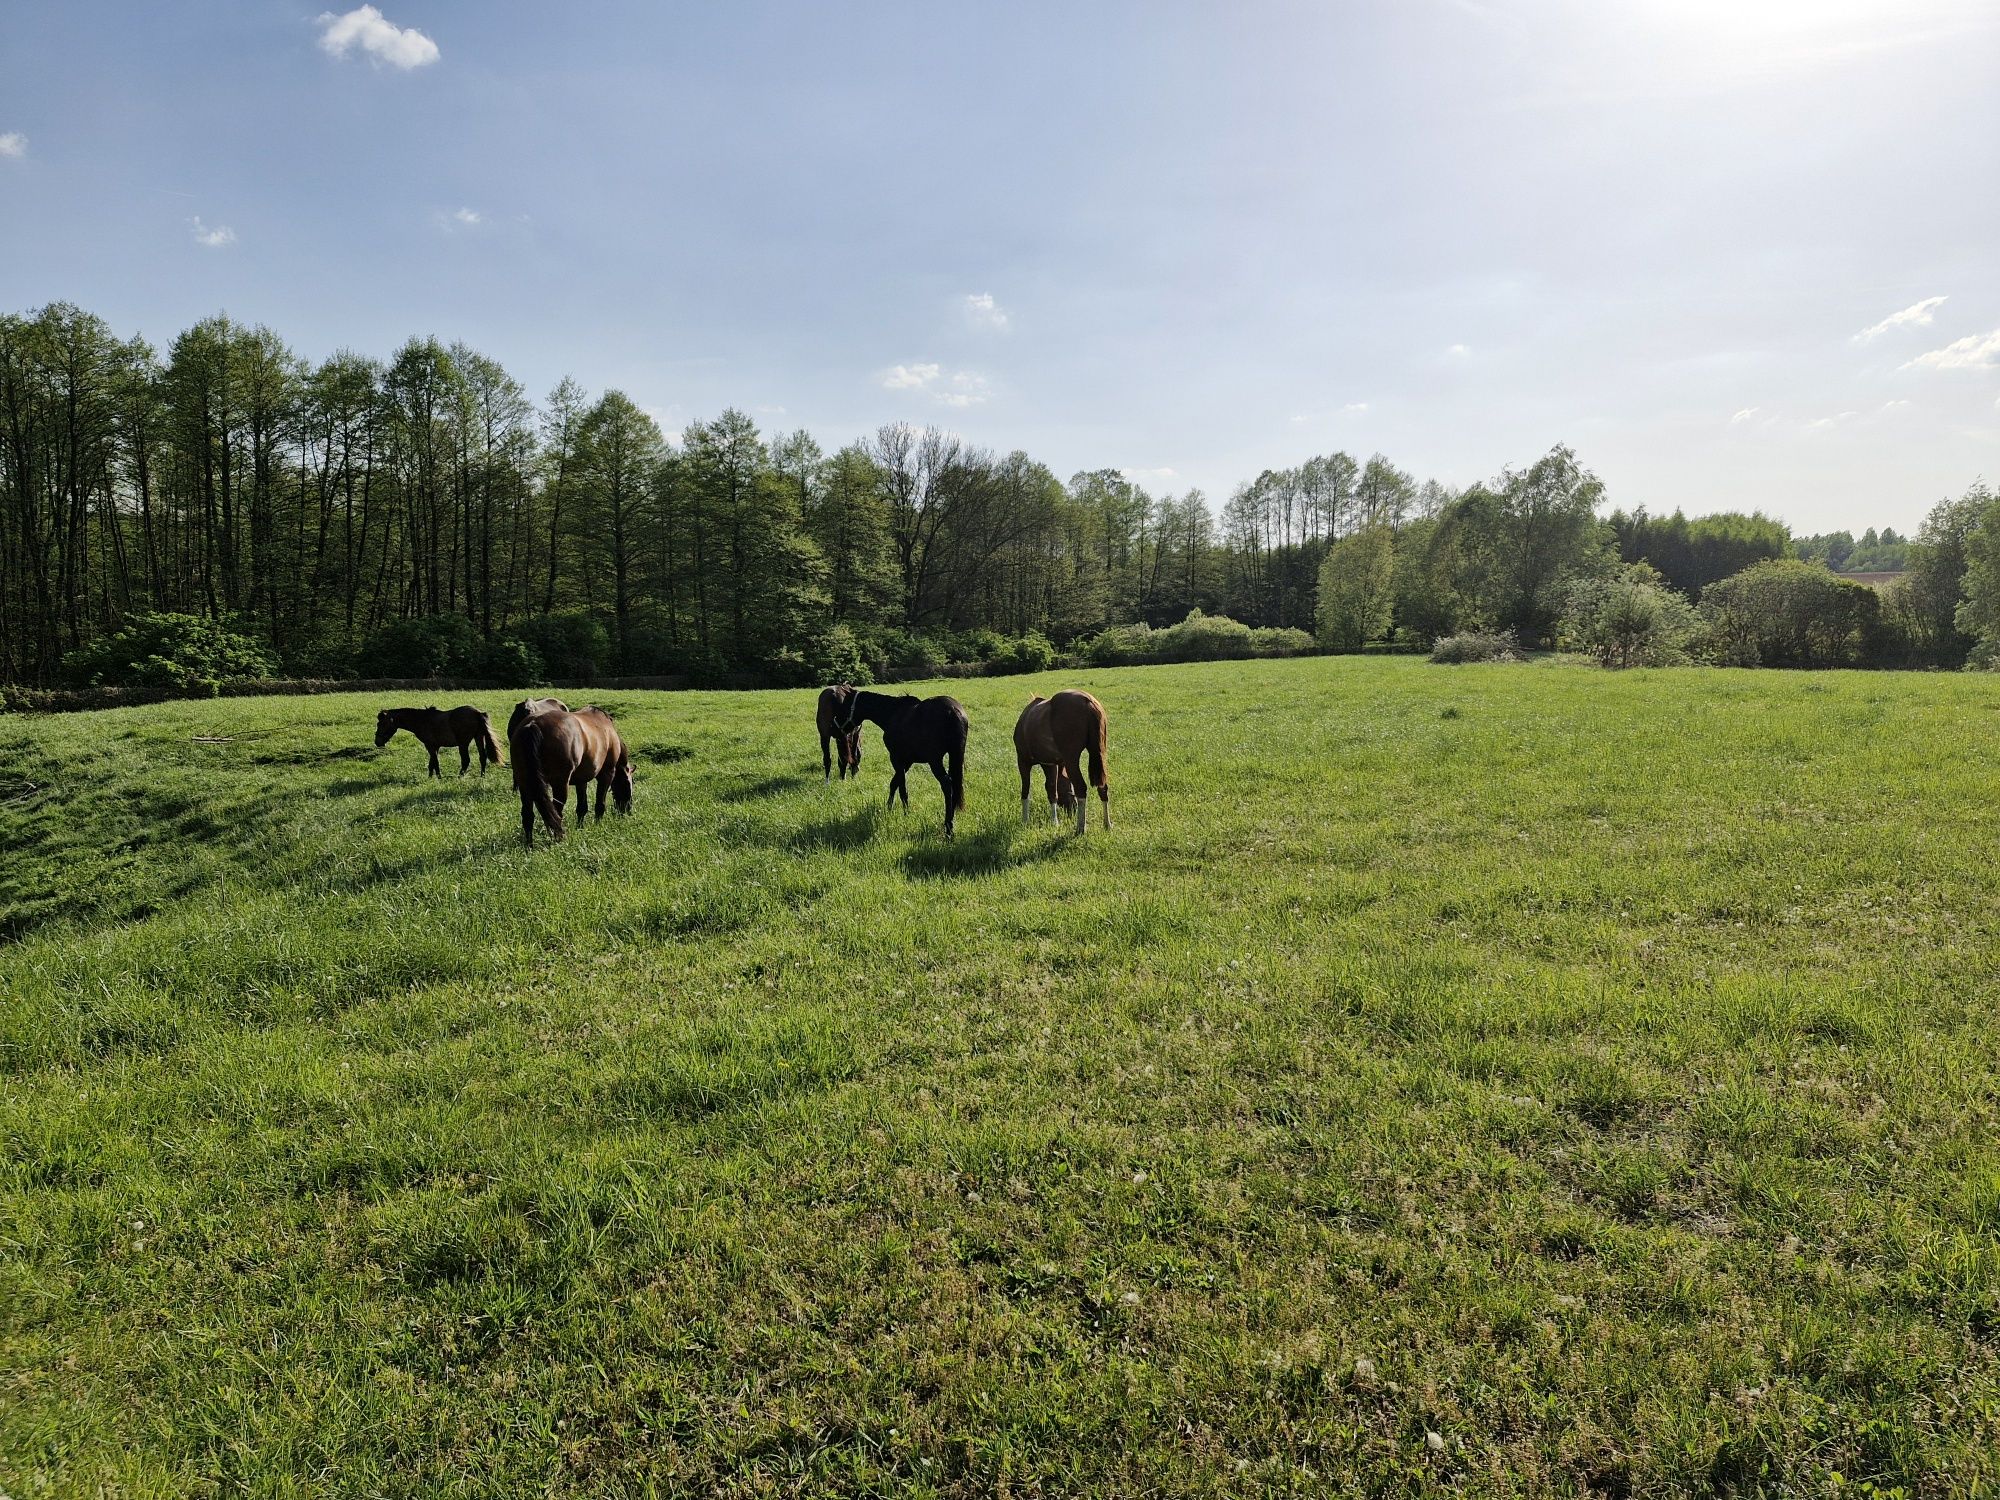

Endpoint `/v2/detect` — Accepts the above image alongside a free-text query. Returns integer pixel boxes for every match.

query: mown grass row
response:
[4,658,1999,1496]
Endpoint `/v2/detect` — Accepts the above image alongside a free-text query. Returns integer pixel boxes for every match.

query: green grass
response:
[5,657,2000,1497]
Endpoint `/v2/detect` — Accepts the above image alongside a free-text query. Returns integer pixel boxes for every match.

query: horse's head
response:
[374,710,396,747]
[611,762,634,814]
[834,691,866,736]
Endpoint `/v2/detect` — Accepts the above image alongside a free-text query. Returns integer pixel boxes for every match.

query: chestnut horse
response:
[834,690,969,839]
[1014,690,1111,832]
[816,684,865,782]
[375,705,505,779]
[509,702,632,847]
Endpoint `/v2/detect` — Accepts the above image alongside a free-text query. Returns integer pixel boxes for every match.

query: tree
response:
[1701,559,1880,667]
[1315,526,1394,650]
[1559,564,1698,667]
[572,391,665,663]
[1891,486,1986,666]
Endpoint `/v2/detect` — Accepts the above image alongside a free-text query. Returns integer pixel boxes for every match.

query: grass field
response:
[5,657,2000,1497]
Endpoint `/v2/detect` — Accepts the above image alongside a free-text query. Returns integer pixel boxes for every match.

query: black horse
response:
[375,706,505,779]
[835,690,969,838]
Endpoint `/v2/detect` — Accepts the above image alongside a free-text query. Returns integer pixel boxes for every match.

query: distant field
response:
[6,658,2000,1497]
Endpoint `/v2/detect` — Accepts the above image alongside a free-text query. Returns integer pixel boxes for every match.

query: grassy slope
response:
[3,658,1999,1498]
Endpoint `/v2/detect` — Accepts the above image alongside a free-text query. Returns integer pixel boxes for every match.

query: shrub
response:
[1250,626,1315,657]
[1560,565,1699,668]
[1698,559,1880,668]
[1429,631,1518,664]
[361,615,482,679]
[804,623,873,686]
[476,635,544,687]
[1082,622,1155,665]
[510,612,611,680]
[63,612,277,695]
[949,628,1007,664]
[1154,609,1254,661]
[990,631,1058,675]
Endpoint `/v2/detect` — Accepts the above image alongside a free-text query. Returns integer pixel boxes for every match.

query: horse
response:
[816,684,865,782]
[374,705,505,779]
[1014,690,1111,832]
[509,702,632,847]
[834,690,969,839]
[507,697,569,741]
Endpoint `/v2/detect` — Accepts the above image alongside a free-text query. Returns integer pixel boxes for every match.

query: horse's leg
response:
[1065,755,1088,833]
[521,789,535,848]
[574,778,588,824]
[822,732,833,783]
[427,746,441,779]
[1019,759,1031,824]
[594,774,608,821]
[930,758,955,840]
[458,742,472,777]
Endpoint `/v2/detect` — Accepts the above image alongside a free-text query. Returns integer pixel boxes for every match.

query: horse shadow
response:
[719,772,810,803]
[899,822,1065,880]
[787,802,884,853]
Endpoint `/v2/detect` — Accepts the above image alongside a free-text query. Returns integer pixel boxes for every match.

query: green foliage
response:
[1560,564,1701,667]
[1610,508,1791,596]
[1700,559,1881,667]
[1315,526,1395,650]
[804,623,874,686]
[1947,486,2000,667]
[1249,626,1315,656]
[360,614,484,679]
[62,612,276,696]
[990,631,1058,674]
[474,635,544,687]
[1429,630,1518,663]
[1795,527,1911,573]
[12,661,2000,1494]
[510,612,610,679]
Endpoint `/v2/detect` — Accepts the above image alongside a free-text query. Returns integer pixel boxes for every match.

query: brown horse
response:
[375,705,505,779]
[1014,690,1111,832]
[817,684,865,781]
[509,702,633,847]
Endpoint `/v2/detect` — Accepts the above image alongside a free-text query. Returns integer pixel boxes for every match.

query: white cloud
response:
[1855,295,1947,342]
[1904,327,2000,372]
[1881,398,1913,413]
[1805,411,1859,431]
[317,6,439,69]
[1444,343,1471,359]
[963,292,1009,330]
[882,362,989,407]
[1730,407,1761,423]
[1341,401,1370,414]
[0,132,26,159]
[190,216,236,248]
[452,207,482,226]
[1120,467,1177,483]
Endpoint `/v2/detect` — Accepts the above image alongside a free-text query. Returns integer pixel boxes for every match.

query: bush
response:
[949,628,1007,665]
[868,629,945,677]
[63,612,277,695]
[1250,626,1315,657]
[476,635,544,687]
[990,631,1058,675]
[1154,609,1254,661]
[1698,559,1880,668]
[511,612,611,680]
[1560,565,1699,668]
[1082,622,1155,666]
[1429,631,1518,664]
[361,615,482,678]
[805,623,873,686]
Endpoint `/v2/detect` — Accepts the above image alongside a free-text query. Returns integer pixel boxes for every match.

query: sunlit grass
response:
[4,657,2000,1496]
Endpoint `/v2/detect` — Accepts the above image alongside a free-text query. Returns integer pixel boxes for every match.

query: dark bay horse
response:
[375,705,504,779]
[835,690,969,839]
[509,702,632,847]
[817,684,864,782]
[1014,690,1111,832]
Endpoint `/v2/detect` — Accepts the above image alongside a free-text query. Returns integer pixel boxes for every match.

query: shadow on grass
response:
[899,821,1067,880]
[787,802,885,853]
[637,744,694,766]
[718,772,811,803]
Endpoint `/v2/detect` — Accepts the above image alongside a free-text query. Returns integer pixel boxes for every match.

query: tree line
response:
[2,300,1985,692]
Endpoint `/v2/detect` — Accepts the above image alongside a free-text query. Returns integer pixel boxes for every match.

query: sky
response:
[1,0,1995,533]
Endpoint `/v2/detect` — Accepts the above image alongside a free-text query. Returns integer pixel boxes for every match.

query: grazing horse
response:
[509,702,633,847]
[835,690,969,839]
[375,705,505,779]
[507,696,569,741]
[1014,690,1111,832]
[817,684,865,782]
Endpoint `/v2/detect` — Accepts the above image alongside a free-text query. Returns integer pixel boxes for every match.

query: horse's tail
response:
[1085,704,1109,790]
[513,721,564,842]
[478,716,505,767]
[947,716,968,812]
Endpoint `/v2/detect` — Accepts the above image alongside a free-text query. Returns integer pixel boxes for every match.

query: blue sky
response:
[2,0,1995,531]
